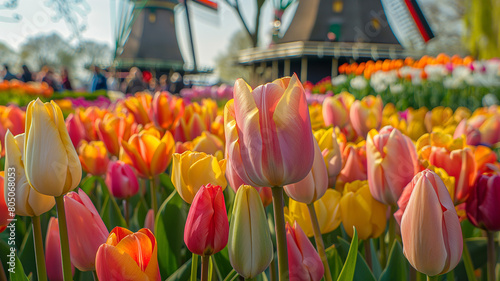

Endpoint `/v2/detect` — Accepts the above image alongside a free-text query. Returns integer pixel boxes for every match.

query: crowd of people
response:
[0,64,186,95]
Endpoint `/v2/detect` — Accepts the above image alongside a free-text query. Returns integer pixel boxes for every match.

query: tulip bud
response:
[284,139,328,204]
[96,113,135,156]
[286,222,324,281]
[228,185,273,279]
[45,217,75,281]
[286,189,342,237]
[314,128,342,187]
[96,227,161,281]
[78,140,110,176]
[366,126,419,205]
[184,184,229,256]
[64,189,109,271]
[105,161,139,199]
[0,172,8,233]
[466,173,500,231]
[171,151,227,204]
[399,170,463,276]
[4,131,55,216]
[121,130,175,179]
[152,92,185,130]
[24,99,82,197]
[340,180,387,240]
[453,119,481,146]
[192,131,224,155]
[65,113,86,148]
[224,74,315,187]
[322,92,355,128]
[123,94,152,125]
[349,95,383,138]
[337,142,367,189]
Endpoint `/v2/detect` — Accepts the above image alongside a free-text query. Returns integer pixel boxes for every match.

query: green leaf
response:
[155,191,187,277]
[9,253,29,281]
[98,177,127,229]
[379,241,408,281]
[213,247,233,278]
[326,245,343,280]
[337,236,376,281]
[369,239,382,279]
[166,258,192,281]
[337,227,358,281]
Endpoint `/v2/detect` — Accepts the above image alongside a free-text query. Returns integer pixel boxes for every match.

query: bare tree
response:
[223,0,266,47]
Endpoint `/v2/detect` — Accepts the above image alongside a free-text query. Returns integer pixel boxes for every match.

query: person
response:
[169,72,184,94]
[107,68,120,91]
[21,65,33,82]
[3,64,16,81]
[159,74,169,91]
[41,67,61,92]
[125,67,146,94]
[61,67,73,91]
[90,66,107,92]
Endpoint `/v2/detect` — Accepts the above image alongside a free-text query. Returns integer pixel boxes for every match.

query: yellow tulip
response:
[4,130,55,216]
[191,131,224,155]
[171,151,227,204]
[286,189,342,237]
[340,180,387,240]
[24,99,82,197]
[313,128,342,187]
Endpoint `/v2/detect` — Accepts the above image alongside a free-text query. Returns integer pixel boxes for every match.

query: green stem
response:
[307,203,332,281]
[190,253,199,281]
[271,186,289,281]
[426,275,439,281]
[95,180,101,212]
[462,237,477,281]
[364,239,372,271]
[32,216,48,281]
[446,269,454,281]
[380,236,387,268]
[150,177,158,216]
[415,271,426,281]
[55,196,73,281]
[0,261,7,281]
[269,257,277,281]
[123,199,129,228]
[487,231,496,281]
[388,205,397,249]
[92,270,99,281]
[208,255,213,281]
[201,255,210,281]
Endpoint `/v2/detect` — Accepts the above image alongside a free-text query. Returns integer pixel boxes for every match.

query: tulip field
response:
[1,55,500,281]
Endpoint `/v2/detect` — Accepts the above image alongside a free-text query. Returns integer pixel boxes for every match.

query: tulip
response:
[286,222,324,281]
[171,151,227,204]
[313,128,342,187]
[65,113,86,148]
[64,189,109,271]
[77,106,108,141]
[466,173,500,231]
[337,142,367,190]
[184,184,229,256]
[152,91,185,130]
[366,126,419,205]
[123,94,152,125]
[4,131,55,216]
[45,218,75,281]
[309,103,325,130]
[96,113,135,156]
[424,106,454,132]
[105,161,140,199]
[416,132,477,203]
[144,209,155,232]
[96,227,161,281]
[340,180,387,240]
[24,99,82,197]
[121,130,175,179]
[0,172,9,233]
[475,114,500,146]
[453,119,481,146]
[1,104,25,136]
[286,189,342,237]
[284,139,328,204]
[78,140,110,176]
[349,95,383,138]
[399,170,463,276]
[228,185,273,279]
[224,74,315,187]
[192,131,224,155]
[322,92,355,128]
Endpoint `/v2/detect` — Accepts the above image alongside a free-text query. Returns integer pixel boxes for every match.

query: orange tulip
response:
[78,140,110,176]
[77,106,107,141]
[0,172,8,233]
[123,93,152,125]
[96,113,135,156]
[95,227,161,281]
[152,91,185,130]
[121,130,175,178]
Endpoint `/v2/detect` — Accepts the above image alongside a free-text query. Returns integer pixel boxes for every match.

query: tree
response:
[215,30,252,83]
[0,41,17,66]
[463,0,500,59]
[19,33,74,70]
[223,0,266,47]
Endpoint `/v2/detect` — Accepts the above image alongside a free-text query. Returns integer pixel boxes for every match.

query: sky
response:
[0,0,296,69]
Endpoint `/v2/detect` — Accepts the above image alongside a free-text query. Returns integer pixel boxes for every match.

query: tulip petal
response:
[96,244,150,281]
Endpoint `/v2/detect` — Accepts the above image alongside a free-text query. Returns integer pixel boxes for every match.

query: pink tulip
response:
[349,95,383,138]
[64,189,109,271]
[399,170,463,276]
[284,139,328,204]
[145,209,155,232]
[466,173,500,231]
[65,113,86,148]
[366,126,419,205]
[453,119,481,146]
[184,184,229,256]
[224,74,315,187]
[286,222,324,281]
[338,143,367,188]
[45,217,75,281]
[322,92,355,128]
[105,161,140,199]
[2,105,25,135]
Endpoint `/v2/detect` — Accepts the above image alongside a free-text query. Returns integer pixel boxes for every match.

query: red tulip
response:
[65,113,86,148]
[466,173,500,231]
[64,189,109,271]
[45,217,75,281]
[96,227,161,281]
[184,184,229,256]
[106,161,139,199]
[0,172,9,233]
[286,222,324,281]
